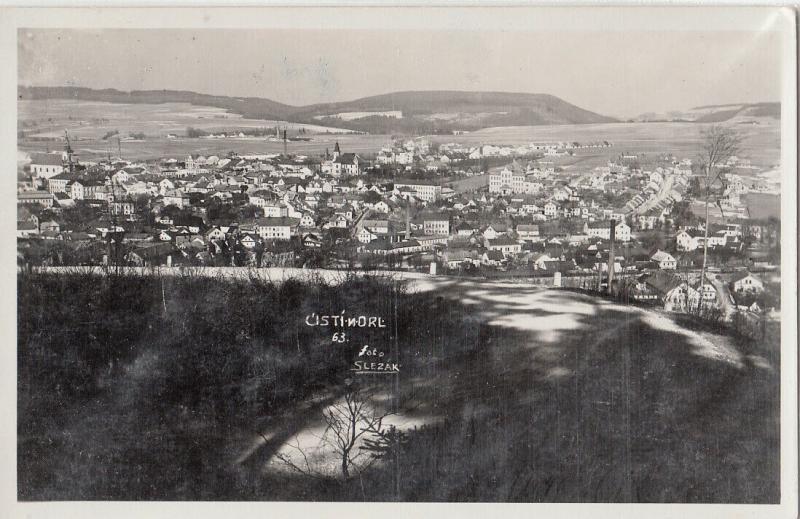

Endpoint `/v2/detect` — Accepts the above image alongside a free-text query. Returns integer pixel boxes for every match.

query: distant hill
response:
[295,90,617,132]
[690,102,780,122]
[634,102,780,123]
[18,86,297,119]
[19,86,617,134]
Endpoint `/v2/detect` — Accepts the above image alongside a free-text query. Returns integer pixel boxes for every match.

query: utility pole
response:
[607,219,616,295]
[700,163,710,308]
[107,176,121,275]
[405,204,411,240]
[597,260,602,292]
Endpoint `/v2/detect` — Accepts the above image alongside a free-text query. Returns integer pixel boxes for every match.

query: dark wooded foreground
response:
[18,272,779,502]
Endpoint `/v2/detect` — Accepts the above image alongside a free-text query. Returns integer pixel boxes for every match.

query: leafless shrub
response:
[275,382,397,480]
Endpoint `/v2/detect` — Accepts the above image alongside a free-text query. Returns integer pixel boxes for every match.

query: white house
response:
[543,202,559,219]
[732,272,764,293]
[255,217,299,240]
[515,224,540,242]
[357,227,378,244]
[299,214,316,228]
[486,236,522,256]
[584,221,631,242]
[482,224,508,240]
[676,229,703,251]
[650,250,677,270]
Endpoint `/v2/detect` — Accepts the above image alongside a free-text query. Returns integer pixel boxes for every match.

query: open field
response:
[435,119,781,168]
[19,99,373,161]
[18,271,779,502]
[744,193,782,220]
[19,133,392,162]
[690,193,781,223]
[19,99,353,138]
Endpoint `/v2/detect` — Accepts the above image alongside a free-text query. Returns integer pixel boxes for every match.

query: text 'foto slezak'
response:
[305,312,399,374]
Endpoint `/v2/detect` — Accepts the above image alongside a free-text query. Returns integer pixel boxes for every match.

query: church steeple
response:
[333,141,341,160]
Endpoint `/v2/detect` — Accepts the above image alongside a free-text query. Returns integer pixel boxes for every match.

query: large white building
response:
[262,201,289,218]
[489,166,524,194]
[324,142,362,177]
[332,153,362,176]
[17,191,55,208]
[488,166,544,195]
[46,173,71,194]
[394,182,442,202]
[423,216,450,235]
[30,153,66,179]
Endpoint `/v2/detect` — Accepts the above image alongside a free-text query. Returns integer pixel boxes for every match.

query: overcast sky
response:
[18,28,782,119]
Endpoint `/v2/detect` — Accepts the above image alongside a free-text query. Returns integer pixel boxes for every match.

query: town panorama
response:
[14,18,789,507]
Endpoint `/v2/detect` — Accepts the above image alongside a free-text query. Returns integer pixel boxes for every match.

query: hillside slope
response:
[19,86,297,120]
[634,102,780,123]
[692,102,780,122]
[297,90,618,131]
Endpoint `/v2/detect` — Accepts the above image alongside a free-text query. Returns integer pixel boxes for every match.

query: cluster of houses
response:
[436,140,612,161]
[373,138,614,172]
[632,268,773,319]
[18,136,780,319]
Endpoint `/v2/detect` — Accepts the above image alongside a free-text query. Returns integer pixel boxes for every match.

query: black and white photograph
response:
[3,5,798,518]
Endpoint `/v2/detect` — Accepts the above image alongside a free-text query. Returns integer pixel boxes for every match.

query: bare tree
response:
[275,382,396,480]
[697,125,740,311]
[324,384,394,479]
